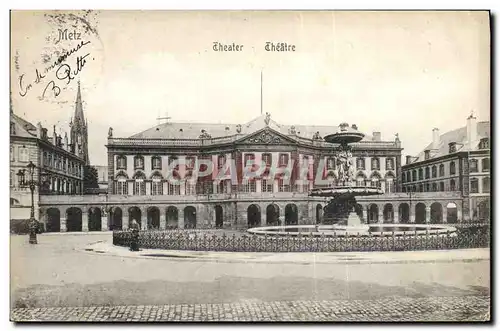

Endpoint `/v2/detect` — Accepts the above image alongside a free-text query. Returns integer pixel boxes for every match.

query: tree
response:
[83,165,99,189]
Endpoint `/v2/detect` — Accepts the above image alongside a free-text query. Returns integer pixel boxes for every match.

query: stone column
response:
[361,206,367,224]
[273,179,279,193]
[393,210,399,224]
[409,205,416,223]
[122,209,129,230]
[146,182,151,195]
[425,206,431,224]
[457,206,463,222]
[101,209,108,231]
[82,211,89,232]
[442,207,448,224]
[260,205,266,226]
[178,207,185,229]
[60,218,67,232]
[160,213,166,230]
[141,207,148,230]
[128,182,133,195]
[377,207,384,224]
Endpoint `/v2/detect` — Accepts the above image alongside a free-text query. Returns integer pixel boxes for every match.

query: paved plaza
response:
[10,233,491,322]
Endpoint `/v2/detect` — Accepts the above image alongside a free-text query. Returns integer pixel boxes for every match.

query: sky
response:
[10,10,490,166]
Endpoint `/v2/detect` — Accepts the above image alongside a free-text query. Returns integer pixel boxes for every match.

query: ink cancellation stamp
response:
[10,10,491,323]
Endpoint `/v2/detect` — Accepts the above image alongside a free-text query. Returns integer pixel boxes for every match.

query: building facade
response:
[10,88,87,229]
[402,114,490,222]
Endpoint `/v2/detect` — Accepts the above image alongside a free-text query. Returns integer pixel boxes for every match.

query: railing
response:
[113,225,489,252]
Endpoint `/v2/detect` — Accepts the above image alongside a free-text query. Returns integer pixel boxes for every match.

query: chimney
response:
[52,125,57,145]
[467,113,477,149]
[64,132,69,150]
[405,155,412,165]
[36,122,43,139]
[372,132,381,141]
[339,123,349,132]
[351,124,358,130]
[432,128,440,149]
[42,128,48,140]
[57,135,62,147]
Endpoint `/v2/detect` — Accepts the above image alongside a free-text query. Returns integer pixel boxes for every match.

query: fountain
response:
[308,122,383,234]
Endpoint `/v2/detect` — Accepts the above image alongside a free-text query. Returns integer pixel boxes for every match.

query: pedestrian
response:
[129,219,140,252]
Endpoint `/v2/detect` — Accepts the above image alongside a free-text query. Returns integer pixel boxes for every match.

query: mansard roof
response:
[129,113,375,142]
[10,113,37,138]
[411,121,490,163]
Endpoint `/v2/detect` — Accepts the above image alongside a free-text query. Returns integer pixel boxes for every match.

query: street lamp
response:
[16,161,40,244]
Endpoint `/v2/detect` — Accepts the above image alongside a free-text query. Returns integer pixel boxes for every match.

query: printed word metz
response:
[57,29,82,43]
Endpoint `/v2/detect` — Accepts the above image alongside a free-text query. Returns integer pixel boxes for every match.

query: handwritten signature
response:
[18,40,91,100]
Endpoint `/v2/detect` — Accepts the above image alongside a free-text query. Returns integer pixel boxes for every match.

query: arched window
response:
[482,158,490,172]
[439,164,445,177]
[385,177,395,193]
[133,172,146,195]
[356,174,366,187]
[356,158,365,170]
[385,158,394,170]
[151,174,163,195]
[425,167,430,179]
[134,156,144,170]
[469,159,478,172]
[116,155,127,169]
[431,165,437,178]
[470,178,479,193]
[371,158,380,170]
[450,161,456,175]
[151,156,162,170]
[371,174,381,189]
[482,177,490,193]
[450,179,456,191]
[115,175,128,195]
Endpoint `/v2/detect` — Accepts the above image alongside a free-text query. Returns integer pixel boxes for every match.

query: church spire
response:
[70,81,90,165]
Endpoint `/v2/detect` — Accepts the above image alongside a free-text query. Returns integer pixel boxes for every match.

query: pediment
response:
[236,128,297,145]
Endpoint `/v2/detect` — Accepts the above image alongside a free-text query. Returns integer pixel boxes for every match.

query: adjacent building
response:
[402,114,490,222]
[10,86,87,230]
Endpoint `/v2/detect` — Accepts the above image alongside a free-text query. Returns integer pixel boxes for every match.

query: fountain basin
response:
[310,186,384,198]
[247,224,457,237]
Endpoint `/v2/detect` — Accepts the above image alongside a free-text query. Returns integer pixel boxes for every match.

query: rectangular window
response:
[152,180,163,195]
[242,179,256,193]
[168,182,180,195]
[10,146,14,162]
[279,153,289,167]
[262,179,273,193]
[185,179,196,195]
[19,147,29,162]
[278,178,290,192]
[470,179,479,193]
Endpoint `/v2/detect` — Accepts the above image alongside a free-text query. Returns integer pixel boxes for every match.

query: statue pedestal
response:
[332,212,370,234]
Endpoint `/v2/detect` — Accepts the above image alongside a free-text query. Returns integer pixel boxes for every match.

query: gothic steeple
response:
[70,81,90,164]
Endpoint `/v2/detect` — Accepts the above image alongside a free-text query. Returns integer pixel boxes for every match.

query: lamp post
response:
[16,161,40,244]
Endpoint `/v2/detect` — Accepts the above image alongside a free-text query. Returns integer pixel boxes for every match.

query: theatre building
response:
[39,112,408,231]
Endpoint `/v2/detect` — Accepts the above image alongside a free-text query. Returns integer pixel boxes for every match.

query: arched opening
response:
[147,207,160,229]
[430,203,443,224]
[383,204,394,223]
[446,202,458,224]
[66,207,82,232]
[184,206,197,229]
[46,208,60,232]
[128,207,142,229]
[368,204,378,224]
[247,204,261,228]
[166,206,179,229]
[110,207,123,230]
[478,199,490,222]
[266,204,280,226]
[415,203,426,224]
[398,203,410,223]
[215,205,223,228]
[88,207,102,231]
[315,204,323,224]
[285,204,298,225]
